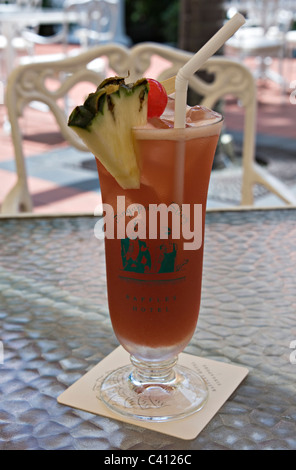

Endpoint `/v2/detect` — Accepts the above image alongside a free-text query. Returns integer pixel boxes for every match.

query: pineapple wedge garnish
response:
[68,76,149,189]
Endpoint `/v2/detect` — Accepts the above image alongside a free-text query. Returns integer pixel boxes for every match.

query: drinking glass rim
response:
[132,115,224,140]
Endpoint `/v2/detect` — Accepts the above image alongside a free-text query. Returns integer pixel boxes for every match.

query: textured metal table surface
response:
[0,209,295,450]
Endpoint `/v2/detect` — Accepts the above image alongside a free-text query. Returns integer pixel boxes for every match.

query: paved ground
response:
[0,45,295,215]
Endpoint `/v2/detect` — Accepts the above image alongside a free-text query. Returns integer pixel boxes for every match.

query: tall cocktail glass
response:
[96,103,223,421]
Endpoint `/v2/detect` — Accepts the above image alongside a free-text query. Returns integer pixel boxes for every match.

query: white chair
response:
[15,1,117,125]
[65,0,119,48]
[1,42,295,214]
[225,0,292,88]
[0,0,42,62]
[0,0,44,56]
[1,44,130,214]
[17,0,119,84]
[19,0,119,57]
[129,42,296,207]
[0,0,44,104]
[0,0,56,102]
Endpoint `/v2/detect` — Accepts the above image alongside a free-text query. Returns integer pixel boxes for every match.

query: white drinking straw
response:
[174,12,246,128]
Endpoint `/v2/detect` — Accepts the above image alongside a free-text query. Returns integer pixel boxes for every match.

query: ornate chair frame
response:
[2,42,295,214]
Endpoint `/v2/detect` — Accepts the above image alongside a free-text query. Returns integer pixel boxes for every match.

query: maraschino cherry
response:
[147,79,168,118]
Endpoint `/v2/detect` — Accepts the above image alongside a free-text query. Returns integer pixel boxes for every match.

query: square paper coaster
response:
[57,346,248,440]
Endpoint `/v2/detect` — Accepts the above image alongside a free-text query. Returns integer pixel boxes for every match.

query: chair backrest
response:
[18,0,66,47]
[130,43,257,205]
[129,42,256,108]
[130,43,295,206]
[64,0,119,47]
[6,43,130,152]
[1,42,263,213]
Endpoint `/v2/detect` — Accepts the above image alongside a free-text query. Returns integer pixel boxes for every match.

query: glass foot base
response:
[100,362,208,422]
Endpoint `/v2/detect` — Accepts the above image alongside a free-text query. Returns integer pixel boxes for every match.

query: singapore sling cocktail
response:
[68,75,222,421]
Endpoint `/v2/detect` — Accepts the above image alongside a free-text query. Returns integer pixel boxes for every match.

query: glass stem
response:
[129,355,178,385]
